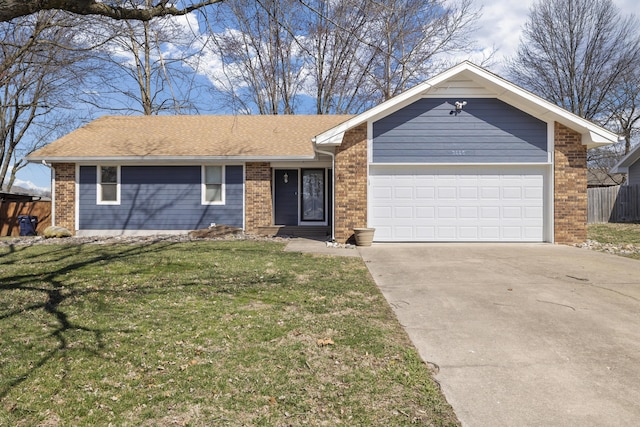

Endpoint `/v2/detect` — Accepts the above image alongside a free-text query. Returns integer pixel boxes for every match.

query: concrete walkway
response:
[283,238,360,257]
[359,243,640,427]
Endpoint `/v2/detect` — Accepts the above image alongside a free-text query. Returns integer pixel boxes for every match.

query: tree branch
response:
[0,0,225,22]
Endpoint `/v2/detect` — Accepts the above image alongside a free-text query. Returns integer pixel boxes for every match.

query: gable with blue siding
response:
[78,165,244,230]
[372,98,548,163]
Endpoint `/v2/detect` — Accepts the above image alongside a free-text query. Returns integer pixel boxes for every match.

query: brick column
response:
[53,163,76,234]
[245,162,272,234]
[334,124,368,243]
[554,122,587,244]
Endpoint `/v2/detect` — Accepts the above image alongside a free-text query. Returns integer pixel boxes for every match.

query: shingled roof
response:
[28,115,354,162]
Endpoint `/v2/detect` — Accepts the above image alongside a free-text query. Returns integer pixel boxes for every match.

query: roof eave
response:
[314,61,619,147]
[611,143,640,173]
[27,155,317,163]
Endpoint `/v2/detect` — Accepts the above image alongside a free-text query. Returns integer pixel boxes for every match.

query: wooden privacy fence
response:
[0,200,52,236]
[588,185,640,223]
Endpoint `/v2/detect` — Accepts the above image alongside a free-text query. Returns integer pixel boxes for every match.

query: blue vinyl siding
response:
[79,165,243,230]
[373,98,548,163]
[629,162,640,186]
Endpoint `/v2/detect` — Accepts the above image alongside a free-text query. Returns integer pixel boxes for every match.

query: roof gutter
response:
[26,155,317,163]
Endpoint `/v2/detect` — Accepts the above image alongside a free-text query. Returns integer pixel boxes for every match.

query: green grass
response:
[588,223,640,260]
[588,223,640,245]
[0,240,458,426]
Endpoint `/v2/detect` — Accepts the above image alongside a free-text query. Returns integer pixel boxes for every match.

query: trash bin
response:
[18,215,38,236]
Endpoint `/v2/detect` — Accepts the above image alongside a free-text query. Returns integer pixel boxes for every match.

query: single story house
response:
[611,144,640,186]
[587,169,625,188]
[28,62,618,244]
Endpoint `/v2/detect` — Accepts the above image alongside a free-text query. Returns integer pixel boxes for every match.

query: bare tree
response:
[605,68,640,155]
[299,0,377,114]
[81,12,208,115]
[0,0,225,23]
[507,0,640,122]
[0,11,89,190]
[364,0,480,102]
[586,67,640,186]
[203,0,303,114]
[200,0,480,114]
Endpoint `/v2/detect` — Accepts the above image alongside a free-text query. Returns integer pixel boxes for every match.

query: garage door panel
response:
[416,187,436,199]
[480,227,500,239]
[524,187,543,199]
[502,187,523,199]
[480,187,500,199]
[459,207,479,219]
[480,206,500,219]
[438,186,457,199]
[438,206,456,218]
[416,206,435,218]
[372,185,392,199]
[459,186,478,199]
[394,206,413,218]
[370,166,546,242]
[372,206,392,219]
[394,226,414,239]
[459,227,479,239]
[416,226,436,239]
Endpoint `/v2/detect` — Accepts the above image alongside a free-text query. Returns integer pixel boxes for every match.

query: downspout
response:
[314,146,336,241]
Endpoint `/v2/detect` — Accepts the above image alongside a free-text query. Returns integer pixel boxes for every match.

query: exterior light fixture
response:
[450,100,467,115]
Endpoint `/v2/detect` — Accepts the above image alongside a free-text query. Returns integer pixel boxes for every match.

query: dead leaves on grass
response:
[316,337,334,347]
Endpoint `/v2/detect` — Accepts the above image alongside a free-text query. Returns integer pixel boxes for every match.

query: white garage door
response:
[370,165,546,242]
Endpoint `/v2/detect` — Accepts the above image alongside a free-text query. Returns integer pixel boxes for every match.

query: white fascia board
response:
[314,60,618,148]
[583,130,616,148]
[26,155,317,164]
[443,63,618,147]
[475,73,619,147]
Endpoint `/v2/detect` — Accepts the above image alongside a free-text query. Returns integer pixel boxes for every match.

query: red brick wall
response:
[334,124,368,243]
[245,162,272,234]
[554,122,587,244]
[53,163,76,234]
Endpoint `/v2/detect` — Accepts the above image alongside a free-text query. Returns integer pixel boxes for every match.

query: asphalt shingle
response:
[29,115,354,160]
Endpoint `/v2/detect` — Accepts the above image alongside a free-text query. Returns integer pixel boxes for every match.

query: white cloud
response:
[471,0,640,72]
[5,178,49,194]
[13,178,45,191]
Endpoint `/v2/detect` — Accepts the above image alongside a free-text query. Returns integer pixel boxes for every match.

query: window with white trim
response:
[97,165,120,204]
[202,165,225,204]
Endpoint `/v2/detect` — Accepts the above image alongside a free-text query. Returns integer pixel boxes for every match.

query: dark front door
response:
[274,169,298,225]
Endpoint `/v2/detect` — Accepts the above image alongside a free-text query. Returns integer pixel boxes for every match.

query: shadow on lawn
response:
[0,240,188,399]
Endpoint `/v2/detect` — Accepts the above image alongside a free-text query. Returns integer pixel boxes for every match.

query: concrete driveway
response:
[359,243,640,426]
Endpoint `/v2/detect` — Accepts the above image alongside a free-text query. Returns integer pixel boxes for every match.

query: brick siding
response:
[245,162,273,234]
[53,163,76,234]
[554,122,587,244]
[334,124,368,243]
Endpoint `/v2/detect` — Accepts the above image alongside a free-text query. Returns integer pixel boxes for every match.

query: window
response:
[202,165,224,204]
[97,165,120,204]
[301,169,325,221]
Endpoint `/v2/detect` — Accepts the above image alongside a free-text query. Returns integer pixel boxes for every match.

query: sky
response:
[472,0,640,68]
[13,0,640,193]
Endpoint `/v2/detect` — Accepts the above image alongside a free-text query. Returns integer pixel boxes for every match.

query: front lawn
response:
[0,239,458,426]
[587,223,640,259]
[588,223,640,245]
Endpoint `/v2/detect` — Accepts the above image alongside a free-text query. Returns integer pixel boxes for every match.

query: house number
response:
[452,150,466,156]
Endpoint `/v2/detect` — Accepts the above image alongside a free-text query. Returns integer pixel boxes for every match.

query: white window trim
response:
[97,165,121,205]
[201,165,226,205]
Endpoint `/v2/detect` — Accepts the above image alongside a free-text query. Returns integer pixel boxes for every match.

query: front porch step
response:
[276,226,331,240]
